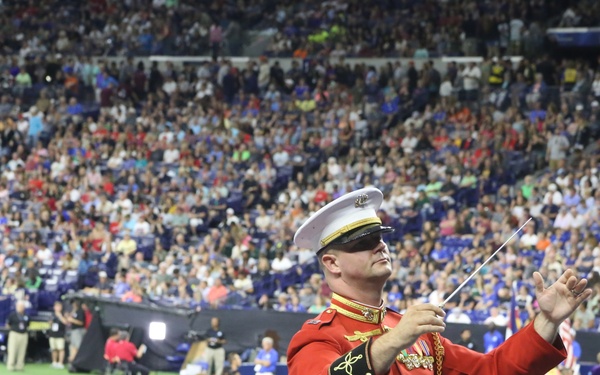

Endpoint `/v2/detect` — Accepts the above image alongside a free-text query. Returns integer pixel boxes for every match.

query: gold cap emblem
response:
[355,194,369,207]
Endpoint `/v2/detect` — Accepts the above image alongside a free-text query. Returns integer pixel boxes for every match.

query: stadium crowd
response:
[0,0,254,57]
[0,0,599,360]
[1,0,599,60]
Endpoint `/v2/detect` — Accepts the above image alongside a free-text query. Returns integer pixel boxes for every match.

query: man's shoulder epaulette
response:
[303,308,337,329]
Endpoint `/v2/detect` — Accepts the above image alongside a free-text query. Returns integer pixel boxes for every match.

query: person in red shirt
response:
[82,303,93,329]
[113,331,149,375]
[104,328,121,364]
[313,183,329,204]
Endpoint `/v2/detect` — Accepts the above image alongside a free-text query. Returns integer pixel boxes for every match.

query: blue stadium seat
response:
[44,278,59,292]
[253,274,277,298]
[176,343,191,353]
[37,290,59,310]
[227,196,244,214]
[64,270,79,284]
[473,310,490,323]
[0,297,12,326]
[165,355,186,372]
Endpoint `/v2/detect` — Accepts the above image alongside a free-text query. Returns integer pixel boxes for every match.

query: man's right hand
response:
[390,303,447,350]
[369,303,447,375]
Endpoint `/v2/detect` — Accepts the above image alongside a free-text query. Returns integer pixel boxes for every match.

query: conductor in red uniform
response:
[287,187,593,375]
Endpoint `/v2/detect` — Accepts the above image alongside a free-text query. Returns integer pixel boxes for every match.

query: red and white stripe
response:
[560,318,575,368]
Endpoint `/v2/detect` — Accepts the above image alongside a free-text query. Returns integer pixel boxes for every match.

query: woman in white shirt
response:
[254,205,272,232]
[106,149,124,170]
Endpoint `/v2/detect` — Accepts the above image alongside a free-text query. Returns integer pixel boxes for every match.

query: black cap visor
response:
[317,223,394,254]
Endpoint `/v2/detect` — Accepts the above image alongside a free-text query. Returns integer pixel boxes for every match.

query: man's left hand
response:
[532,269,592,342]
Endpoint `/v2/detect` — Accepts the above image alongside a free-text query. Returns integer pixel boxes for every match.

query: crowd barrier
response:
[60,294,600,372]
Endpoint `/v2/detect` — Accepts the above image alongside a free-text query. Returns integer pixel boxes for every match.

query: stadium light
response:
[149,322,166,341]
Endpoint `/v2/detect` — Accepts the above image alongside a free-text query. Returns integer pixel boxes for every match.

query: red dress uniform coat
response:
[288,293,567,375]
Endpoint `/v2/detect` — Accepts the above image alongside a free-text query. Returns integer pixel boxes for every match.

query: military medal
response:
[398,342,434,372]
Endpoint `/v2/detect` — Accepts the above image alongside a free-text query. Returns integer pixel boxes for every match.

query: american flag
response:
[505,281,521,340]
[560,318,575,369]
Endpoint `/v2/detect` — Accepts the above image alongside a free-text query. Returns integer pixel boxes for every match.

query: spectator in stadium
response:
[24,268,42,291]
[209,22,224,60]
[546,128,570,172]
[96,271,113,295]
[483,307,508,327]
[254,336,279,375]
[116,230,137,257]
[205,317,226,375]
[121,283,144,303]
[225,351,242,375]
[288,187,592,375]
[232,269,254,296]
[461,62,482,102]
[48,301,68,369]
[516,285,536,324]
[483,322,505,353]
[271,250,293,274]
[573,301,596,330]
[207,278,229,308]
[67,299,86,364]
[456,329,479,352]
[6,300,29,372]
[307,294,327,314]
[446,307,472,324]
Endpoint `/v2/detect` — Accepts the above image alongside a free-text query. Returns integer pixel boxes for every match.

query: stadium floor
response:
[8,363,174,374]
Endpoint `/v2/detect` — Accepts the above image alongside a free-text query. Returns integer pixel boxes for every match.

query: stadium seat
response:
[37,290,59,310]
[165,355,186,372]
[43,278,59,292]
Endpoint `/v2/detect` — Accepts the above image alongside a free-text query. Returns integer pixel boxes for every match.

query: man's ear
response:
[321,252,341,275]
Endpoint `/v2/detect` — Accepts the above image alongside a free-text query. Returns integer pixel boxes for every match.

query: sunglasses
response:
[330,232,385,253]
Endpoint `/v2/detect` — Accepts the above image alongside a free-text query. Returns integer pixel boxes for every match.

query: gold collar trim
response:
[329,293,386,324]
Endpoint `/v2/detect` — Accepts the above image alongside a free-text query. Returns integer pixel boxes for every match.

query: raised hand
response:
[534,269,592,324]
[532,269,592,342]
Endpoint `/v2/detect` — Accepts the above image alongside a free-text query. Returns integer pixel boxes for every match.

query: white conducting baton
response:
[440,217,533,308]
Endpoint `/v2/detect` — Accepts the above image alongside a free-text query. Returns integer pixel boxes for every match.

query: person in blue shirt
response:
[483,322,504,353]
[381,94,399,115]
[386,283,403,306]
[66,97,83,116]
[113,273,130,297]
[254,337,279,375]
[27,106,44,148]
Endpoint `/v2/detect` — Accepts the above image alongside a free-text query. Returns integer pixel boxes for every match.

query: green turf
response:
[6,363,174,374]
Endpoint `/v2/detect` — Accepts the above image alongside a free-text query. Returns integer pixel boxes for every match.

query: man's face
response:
[327,233,392,283]
[16,303,25,314]
[461,330,471,341]
[262,339,273,351]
